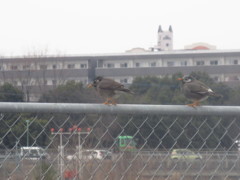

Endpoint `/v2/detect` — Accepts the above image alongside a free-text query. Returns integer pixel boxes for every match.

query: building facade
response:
[0,56,96,101]
[95,50,240,84]
[0,49,240,101]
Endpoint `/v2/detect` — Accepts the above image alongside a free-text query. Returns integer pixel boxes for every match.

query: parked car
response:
[170,149,202,160]
[67,150,112,161]
[20,146,49,160]
[83,150,112,160]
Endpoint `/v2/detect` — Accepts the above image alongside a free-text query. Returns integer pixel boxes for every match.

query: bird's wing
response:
[98,78,124,90]
[186,81,213,95]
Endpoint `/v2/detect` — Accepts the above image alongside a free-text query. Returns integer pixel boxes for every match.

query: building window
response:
[106,63,115,68]
[12,81,18,86]
[196,61,204,66]
[67,64,75,69]
[40,64,48,70]
[11,65,18,70]
[163,35,171,40]
[98,59,104,68]
[52,80,57,85]
[80,64,87,68]
[120,63,128,68]
[22,80,28,85]
[233,59,238,65]
[43,80,48,85]
[0,66,2,70]
[135,62,140,67]
[180,61,187,66]
[120,78,128,83]
[150,62,156,67]
[210,60,218,65]
[52,64,57,69]
[228,76,239,81]
[213,76,219,81]
[81,79,88,84]
[23,65,30,70]
[167,61,174,67]
[229,59,238,65]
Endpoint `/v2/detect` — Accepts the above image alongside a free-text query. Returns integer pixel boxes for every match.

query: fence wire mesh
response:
[1,103,240,180]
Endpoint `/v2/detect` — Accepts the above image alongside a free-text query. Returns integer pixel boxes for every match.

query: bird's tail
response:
[120,88,135,95]
[210,92,223,98]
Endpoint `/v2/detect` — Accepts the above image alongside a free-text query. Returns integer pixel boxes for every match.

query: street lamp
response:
[26,120,30,147]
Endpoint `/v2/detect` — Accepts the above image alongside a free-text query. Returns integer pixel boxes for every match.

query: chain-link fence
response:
[1,102,240,180]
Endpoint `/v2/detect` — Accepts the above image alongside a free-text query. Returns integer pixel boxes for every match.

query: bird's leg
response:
[187,101,200,108]
[103,97,117,105]
[103,98,111,105]
[110,98,117,105]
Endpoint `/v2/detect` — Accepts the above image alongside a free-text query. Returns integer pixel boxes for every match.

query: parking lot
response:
[1,149,240,179]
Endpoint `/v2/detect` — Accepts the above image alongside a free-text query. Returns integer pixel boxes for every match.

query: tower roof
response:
[158,25,163,32]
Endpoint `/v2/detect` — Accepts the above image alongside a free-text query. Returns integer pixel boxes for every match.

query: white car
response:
[67,150,112,161]
[20,146,49,160]
[83,150,112,160]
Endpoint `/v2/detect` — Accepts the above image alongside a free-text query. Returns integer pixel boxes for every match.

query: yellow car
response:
[170,149,202,160]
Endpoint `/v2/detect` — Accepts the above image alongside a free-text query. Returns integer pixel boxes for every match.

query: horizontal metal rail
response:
[0,102,239,116]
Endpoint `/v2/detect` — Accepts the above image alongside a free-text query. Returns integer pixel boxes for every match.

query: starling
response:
[88,76,134,105]
[178,75,222,107]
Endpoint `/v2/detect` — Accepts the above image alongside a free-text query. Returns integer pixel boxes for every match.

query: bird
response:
[177,75,222,107]
[87,76,134,105]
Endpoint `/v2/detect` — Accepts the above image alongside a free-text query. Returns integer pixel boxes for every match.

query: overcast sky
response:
[0,0,239,56]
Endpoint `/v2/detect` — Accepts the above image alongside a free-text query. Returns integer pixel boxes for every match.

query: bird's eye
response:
[184,77,191,82]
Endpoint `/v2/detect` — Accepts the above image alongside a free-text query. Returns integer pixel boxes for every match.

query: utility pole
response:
[26,120,30,147]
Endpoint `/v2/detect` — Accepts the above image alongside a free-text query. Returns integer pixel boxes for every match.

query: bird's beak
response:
[177,78,183,81]
[87,83,93,88]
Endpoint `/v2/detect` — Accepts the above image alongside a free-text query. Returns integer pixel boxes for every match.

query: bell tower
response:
[154,25,173,51]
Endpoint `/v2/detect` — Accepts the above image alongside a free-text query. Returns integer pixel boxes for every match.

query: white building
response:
[0,49,240,101]
[151,25,173,51]
[0,24,240,101]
